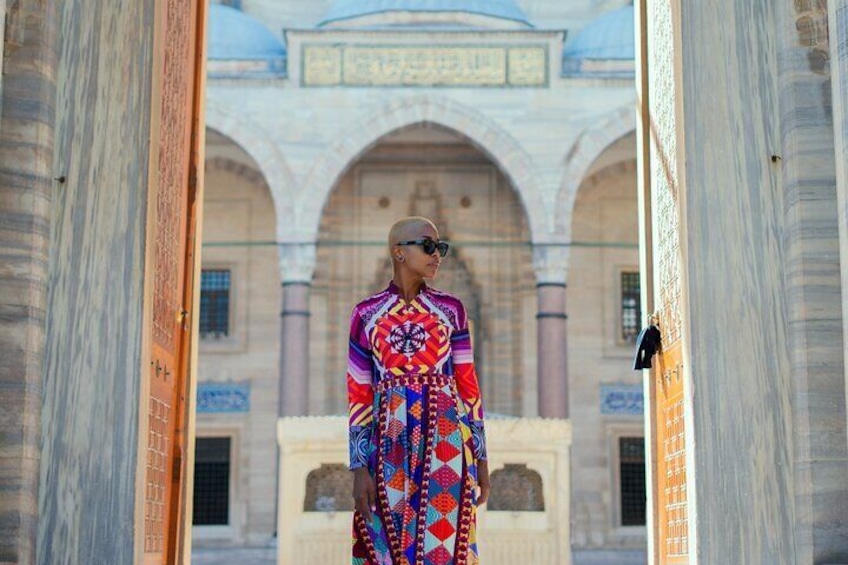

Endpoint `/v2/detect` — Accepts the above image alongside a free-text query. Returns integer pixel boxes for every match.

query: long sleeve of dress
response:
[347,308,375,470]
[451,303,488,461]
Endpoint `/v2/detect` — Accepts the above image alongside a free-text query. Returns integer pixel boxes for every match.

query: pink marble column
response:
[280,282,311,416]
[537,283,569,418]
[278,244,316,417]
[534,245,570,419]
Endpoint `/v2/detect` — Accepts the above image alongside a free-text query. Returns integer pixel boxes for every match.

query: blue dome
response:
[208,5,286,60]
[564,6,635,60]
[319,0,531,27]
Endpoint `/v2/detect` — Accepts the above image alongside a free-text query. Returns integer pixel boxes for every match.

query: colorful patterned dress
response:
[348,281,487,565]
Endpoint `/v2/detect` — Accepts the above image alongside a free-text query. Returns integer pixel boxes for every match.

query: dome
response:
[318,0,532,28]
[208,5,286,60]
[564,5,635,60]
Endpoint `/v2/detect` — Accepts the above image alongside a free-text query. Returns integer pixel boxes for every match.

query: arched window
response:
[303,464,354,512]
[487,464,545,511]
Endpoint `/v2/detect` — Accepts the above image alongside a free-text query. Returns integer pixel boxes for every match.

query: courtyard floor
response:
[192,547,275,565]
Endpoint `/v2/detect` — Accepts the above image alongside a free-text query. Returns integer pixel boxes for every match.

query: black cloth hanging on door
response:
[633,325,662,370]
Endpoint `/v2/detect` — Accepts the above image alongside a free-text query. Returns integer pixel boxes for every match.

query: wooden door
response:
[636,0,690,563]
[654,341,688,563]
[142,0,205,562]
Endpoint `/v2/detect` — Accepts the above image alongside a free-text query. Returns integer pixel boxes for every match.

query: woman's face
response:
[396,223,442,279]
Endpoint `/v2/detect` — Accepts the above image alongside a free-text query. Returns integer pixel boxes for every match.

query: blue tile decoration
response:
[197,382,250,413]
[600,384,643,415]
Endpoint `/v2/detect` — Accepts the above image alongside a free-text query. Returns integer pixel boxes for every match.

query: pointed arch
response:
[556,104,638,236]
[205,101,297,225]
[295,95,548,241]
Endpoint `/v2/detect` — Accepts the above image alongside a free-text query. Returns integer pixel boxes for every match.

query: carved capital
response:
[532,244,570,285]
[278,243,317,283]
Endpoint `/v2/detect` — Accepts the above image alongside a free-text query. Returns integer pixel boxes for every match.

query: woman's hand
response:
[352,467,377,521]
[477,459,490,506]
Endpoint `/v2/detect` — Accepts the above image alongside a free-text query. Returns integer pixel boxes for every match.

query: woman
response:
[348,216,491,565]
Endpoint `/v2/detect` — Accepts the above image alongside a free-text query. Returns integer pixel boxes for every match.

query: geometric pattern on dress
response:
[422,387,465,564]
[348,282,486,564]
[371,301,450,380]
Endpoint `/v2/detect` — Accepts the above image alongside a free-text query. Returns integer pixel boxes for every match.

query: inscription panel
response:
[302,44,548,87]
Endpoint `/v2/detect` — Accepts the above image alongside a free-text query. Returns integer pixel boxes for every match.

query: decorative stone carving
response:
[302,45,548,88]
[532,244,570,285]
[488,464,545,511]
[304,464,354,512]
[278,243,317,283]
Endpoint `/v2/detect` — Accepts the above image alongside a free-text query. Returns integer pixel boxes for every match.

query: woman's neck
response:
[392,271,425,302]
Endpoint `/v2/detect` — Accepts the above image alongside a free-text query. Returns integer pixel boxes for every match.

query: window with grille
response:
[200,269,231,339]
[620,271,641,344]
[619,436,646,526]
[192,437,231,526]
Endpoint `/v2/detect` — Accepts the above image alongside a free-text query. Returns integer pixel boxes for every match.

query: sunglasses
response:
[396,238,450,258]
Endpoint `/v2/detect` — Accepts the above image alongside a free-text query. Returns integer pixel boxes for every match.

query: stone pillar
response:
[0,3,58,563]
[533,245,570,419]
[830,0,848,452]
[639,0,848,561]
[278,244,317,416]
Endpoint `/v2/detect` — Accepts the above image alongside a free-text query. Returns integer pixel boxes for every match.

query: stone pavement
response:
[192,547,276,565]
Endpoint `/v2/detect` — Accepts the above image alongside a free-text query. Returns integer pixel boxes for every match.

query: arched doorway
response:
[193,128,280,544]
[566,132,646,562]
[309,123,537,418]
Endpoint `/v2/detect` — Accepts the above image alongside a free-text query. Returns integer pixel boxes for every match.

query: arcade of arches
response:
[195,123,643,559]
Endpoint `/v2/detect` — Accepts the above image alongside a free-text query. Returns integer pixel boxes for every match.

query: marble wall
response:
[776,2,848,560]
[830,0,848,457]
[0,2,58,563]
[37,1,156,564]
[645,0,848,562]
[676,1,795,562]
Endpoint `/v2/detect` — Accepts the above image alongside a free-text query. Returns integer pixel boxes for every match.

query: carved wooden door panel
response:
[638,0,690,563]
[142,0,204,562]
[654,342,688,564]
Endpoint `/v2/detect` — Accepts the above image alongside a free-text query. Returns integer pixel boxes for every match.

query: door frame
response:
[134,0,209,562]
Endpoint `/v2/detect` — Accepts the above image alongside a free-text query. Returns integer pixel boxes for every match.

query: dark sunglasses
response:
[396,238,450,258]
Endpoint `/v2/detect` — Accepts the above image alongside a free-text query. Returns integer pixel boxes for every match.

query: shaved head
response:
[388,216,438,249]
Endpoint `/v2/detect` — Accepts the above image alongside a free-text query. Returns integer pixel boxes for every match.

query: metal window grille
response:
[200,269,231,338]
[192,437,231,526]
[619,436,647,526]
[621,271,642,343]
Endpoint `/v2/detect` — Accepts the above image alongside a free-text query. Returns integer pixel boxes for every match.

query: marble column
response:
[278,244,317,417]
[829,0,848,450]
[533,245,570,419]
[0,3,57,563]
[638,0,848,561]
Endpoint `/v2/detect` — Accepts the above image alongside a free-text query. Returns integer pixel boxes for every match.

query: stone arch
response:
[205,101,297,228]
[205,157,270,188]
[297,95,548,241]
[556,104,638,236]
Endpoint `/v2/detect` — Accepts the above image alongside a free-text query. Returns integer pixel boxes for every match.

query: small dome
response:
[564,5,635,60]
[208,5,286,60]
[319,0,531,27]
